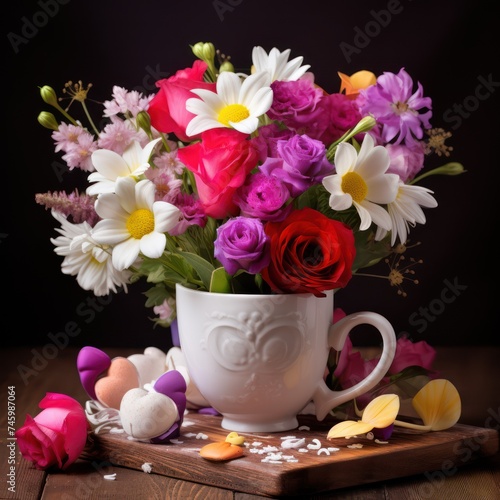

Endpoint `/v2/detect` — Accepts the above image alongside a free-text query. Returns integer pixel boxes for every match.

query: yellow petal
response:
[225,431,245,446]
[412,379,461,431]
[327,420,374,439]
[361,394,400,429]
[338,70,377,96]
[349,70,377,90]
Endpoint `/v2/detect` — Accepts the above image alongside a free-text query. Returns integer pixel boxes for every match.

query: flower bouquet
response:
[26,43,466,454]
[36,42,464,330]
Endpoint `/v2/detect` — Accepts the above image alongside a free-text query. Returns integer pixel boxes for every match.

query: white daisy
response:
[91,177,181,271]
[185,71,273,137]
[87,138,161,196]
[251,46,311,82]
[375,183,438,245]
[322,135,399,231]
[50,211,131,296]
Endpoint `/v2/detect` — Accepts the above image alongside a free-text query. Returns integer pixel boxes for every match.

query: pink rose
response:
[15,393,88,470]
[333,335,437,407]
[177,129,259,218]
[388,337,436,375]
[148,60,216,143]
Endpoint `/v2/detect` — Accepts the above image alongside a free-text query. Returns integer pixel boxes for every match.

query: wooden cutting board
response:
[82,412,499,497]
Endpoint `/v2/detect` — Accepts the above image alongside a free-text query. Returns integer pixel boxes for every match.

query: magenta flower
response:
[15,393,88,470]
[267,79,325,137]
[234,172,292,221]
[359,68,432,145]
[168,193,206,235]
[214,216,270,275]
[316,93,363,145]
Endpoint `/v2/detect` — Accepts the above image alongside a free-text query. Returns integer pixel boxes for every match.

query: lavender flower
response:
[386,142,426,182]
[234,172,292,222]
[359,68,432,146]
[35,190,99,226]
[214,217,270,275]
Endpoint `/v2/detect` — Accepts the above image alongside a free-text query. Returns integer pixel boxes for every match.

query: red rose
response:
[262,207,355,296]
[148,60,216,143]
[15,393,88,470]
[177,129,259,219]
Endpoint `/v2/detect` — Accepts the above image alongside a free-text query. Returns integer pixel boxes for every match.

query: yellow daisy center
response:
[218,104,250,126]
[126,209,155,239]
[341,172,368,203]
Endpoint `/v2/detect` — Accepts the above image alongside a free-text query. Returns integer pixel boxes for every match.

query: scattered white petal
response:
[298,448,309,453]
[328,447,340,452]
[103,473,117,481]
[280,435,297,440]
[347,443,364,449]
[375,439,389,444]
[196,433,208,440]
[317,448,330,456]
[298,425,310,431]
[249,448,260,454]
[141,463,153,473]
[262,445,279,452]
[183,432,198,438]
[307,439,321,450]
[366,432,375,440]
[169,438,184,444]
[252,441,263,447]
[281,438,306,449]
[182,420,196,426]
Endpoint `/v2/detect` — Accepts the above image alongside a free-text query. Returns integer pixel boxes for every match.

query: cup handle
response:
[313,311,397,421]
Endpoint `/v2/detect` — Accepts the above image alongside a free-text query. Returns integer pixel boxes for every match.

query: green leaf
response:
[179,251,215,289]
[209,267,232,293]
[143,284,171,307]
[353,230,392,270]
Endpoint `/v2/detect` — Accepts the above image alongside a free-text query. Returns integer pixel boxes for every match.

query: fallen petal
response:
[412,379,461,431]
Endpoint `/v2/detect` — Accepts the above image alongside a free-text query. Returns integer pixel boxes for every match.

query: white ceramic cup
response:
[175,284,397,433]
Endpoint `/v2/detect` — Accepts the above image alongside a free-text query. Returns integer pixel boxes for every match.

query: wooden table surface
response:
[1,346,499,499]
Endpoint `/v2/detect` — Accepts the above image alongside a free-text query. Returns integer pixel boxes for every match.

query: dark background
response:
[2,0,497,350]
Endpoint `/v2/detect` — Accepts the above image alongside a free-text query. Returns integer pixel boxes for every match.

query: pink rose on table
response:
[333,336,437,407]
[148,60,216,143]
[177,129,259,218]
[388,336,436,375]
[15,393,88,470]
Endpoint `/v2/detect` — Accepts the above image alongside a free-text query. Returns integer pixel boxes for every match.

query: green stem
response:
[80,101,100,136]
[53,103,79,126]
[410,162,465,185]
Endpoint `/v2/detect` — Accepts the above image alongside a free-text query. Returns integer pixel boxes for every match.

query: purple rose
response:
[234,172,292,222]
[259,135,334,196]
[267,79,325,136]
[252,123,295,163]
[214,217,270,275]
